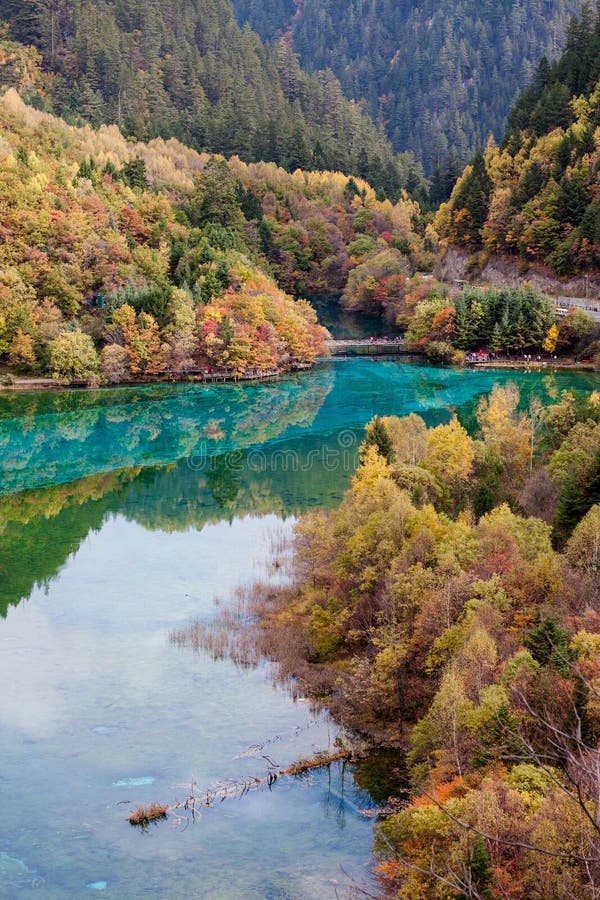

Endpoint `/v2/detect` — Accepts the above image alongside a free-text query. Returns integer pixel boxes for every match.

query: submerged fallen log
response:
[126,747,356,827]
[282,749,351,777]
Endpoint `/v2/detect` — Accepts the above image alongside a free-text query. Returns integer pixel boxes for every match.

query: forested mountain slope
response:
[437,5,600,276]
[0,88,426,381]
[0,0,416,196]
[231,0,583,182]
[0,89,329,382]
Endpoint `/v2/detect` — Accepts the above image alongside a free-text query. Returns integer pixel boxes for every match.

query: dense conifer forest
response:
[438,4,600,275]
[0,0,421,198]
[230,0,583,181]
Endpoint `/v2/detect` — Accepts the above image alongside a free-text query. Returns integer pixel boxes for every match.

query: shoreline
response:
[0,363,314,393]
[467,359,597,372]
[1,356,598,394]
[213,579,408,751]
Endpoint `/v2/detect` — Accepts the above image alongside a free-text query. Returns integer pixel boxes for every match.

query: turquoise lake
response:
[1,358,598,898]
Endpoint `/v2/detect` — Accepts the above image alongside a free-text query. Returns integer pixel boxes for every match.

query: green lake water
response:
[0,358,598,899]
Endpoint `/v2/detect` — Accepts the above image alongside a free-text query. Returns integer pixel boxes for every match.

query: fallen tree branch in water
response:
[359,798,406,820]
[232,718,321,760]
[283,749,352,777]
[127,748,358,828]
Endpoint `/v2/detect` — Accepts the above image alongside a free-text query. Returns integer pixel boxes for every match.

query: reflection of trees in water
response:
[314,750,411,831]
[321,760,349,829]
[0,370,335,496]
[319,754,407,828]
[3,365,596,498]
[350,749,409,806]
[0,469,140,617]
[206,453,244,506]
[0,429,353,615]
[2,364,597,613]
[119,431,358,533]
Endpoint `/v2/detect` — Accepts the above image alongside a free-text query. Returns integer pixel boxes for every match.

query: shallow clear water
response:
[0,359,598,899]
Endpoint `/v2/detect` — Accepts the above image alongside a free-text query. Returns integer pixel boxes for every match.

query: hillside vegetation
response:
[438,4,600,276]
[259,394,600,896]
[0,90,327,381]
[0,0,419,198]
[0,89,428,381]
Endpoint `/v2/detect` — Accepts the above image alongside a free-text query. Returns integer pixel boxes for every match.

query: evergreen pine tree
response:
[465,836,495,900]
[490,322,503,353]
[360,417,394,464]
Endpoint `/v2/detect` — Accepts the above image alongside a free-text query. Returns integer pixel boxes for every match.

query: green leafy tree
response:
[49,331,100,383]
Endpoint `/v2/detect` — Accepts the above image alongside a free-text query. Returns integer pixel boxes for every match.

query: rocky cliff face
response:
[437,247,600,301]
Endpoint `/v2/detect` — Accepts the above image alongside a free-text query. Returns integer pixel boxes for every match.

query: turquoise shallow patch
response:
[0,851,33,876]
[112,776,155,786]
[86,881,108,891]
[2,362,597,499]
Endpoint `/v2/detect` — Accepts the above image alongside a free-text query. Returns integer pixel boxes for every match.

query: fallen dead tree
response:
[126,747,357,828]
[283,749,352,777]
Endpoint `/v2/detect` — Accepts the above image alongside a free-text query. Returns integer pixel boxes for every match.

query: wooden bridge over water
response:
[325,338,410,356]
